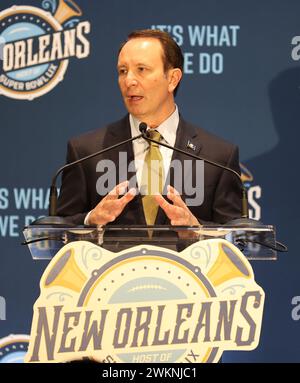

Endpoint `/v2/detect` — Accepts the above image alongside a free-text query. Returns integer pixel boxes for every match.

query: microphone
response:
[139,122,250,223]
[139,122,148,136]
[32,131,144,225]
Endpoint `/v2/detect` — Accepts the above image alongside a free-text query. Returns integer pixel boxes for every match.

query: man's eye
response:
[138,67,146,72]
[119,69,127,75]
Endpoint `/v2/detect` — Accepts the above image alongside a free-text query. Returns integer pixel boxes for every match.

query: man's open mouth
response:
[127,95,143,101]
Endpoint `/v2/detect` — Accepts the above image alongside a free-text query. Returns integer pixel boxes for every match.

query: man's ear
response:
[168,68,182,93]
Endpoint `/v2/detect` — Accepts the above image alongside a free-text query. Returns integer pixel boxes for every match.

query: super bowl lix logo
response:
[0,0,90,100]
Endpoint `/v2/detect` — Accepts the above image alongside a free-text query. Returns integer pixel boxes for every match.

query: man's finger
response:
[106,181,129,200]
[118,188,137,209]
[167,185,180,195]
[155,194,183,220]
[167,185,187,209]
[154,193,171,211]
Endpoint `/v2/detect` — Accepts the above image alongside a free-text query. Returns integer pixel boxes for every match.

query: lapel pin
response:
[187,141,196,151]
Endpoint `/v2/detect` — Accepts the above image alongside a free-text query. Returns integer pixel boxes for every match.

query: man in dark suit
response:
[57,29,242,226]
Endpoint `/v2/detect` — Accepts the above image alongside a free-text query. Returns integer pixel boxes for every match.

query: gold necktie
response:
[141,130,164,225]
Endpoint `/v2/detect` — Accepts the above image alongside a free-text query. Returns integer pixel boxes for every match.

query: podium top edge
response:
[23,224,275,232]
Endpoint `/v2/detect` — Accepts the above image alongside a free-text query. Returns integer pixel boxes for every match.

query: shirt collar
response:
[129,105,179,146]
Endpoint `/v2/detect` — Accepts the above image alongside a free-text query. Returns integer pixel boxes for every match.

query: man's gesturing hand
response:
[155,185,201,226]
[89,181,136,225]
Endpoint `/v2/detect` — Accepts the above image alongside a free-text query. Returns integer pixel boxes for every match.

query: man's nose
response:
[125,71,138,87]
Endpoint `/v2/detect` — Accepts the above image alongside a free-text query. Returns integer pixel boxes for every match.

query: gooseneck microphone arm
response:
[30,132,144,225]
[49,133,144,216]
[138,122,249,219]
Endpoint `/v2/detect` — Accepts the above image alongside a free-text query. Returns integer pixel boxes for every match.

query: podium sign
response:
[24,230,266,363]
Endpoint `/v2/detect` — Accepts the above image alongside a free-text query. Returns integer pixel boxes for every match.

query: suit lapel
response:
[171,118,203,161]
[104,115,135,165]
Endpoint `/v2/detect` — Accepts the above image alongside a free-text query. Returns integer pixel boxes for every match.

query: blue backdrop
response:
[0,0,299,362]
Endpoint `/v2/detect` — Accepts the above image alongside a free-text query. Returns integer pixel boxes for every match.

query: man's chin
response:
[126,107,146,120]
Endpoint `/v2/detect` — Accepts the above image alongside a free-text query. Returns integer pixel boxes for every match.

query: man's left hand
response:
[155,185,201,226]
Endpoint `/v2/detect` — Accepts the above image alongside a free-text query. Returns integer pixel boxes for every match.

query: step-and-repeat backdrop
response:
[0,0,299,362]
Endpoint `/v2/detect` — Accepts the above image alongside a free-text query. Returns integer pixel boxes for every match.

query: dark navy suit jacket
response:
[57,115,242,225]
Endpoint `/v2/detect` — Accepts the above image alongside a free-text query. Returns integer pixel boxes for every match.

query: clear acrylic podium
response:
[23,224,278,261]
[23,223,280,363]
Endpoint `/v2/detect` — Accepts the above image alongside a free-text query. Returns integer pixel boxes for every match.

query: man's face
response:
[117,38,178,127]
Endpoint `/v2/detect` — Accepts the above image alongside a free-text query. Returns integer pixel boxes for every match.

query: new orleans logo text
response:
[25,239,265,363]
[0,0,90,100]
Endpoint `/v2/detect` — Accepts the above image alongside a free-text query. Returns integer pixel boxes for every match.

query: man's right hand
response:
[88,181,136,225]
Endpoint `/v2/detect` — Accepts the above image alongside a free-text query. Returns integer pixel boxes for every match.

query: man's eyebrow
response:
[136,62,151,66]
[117,61,153,72]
